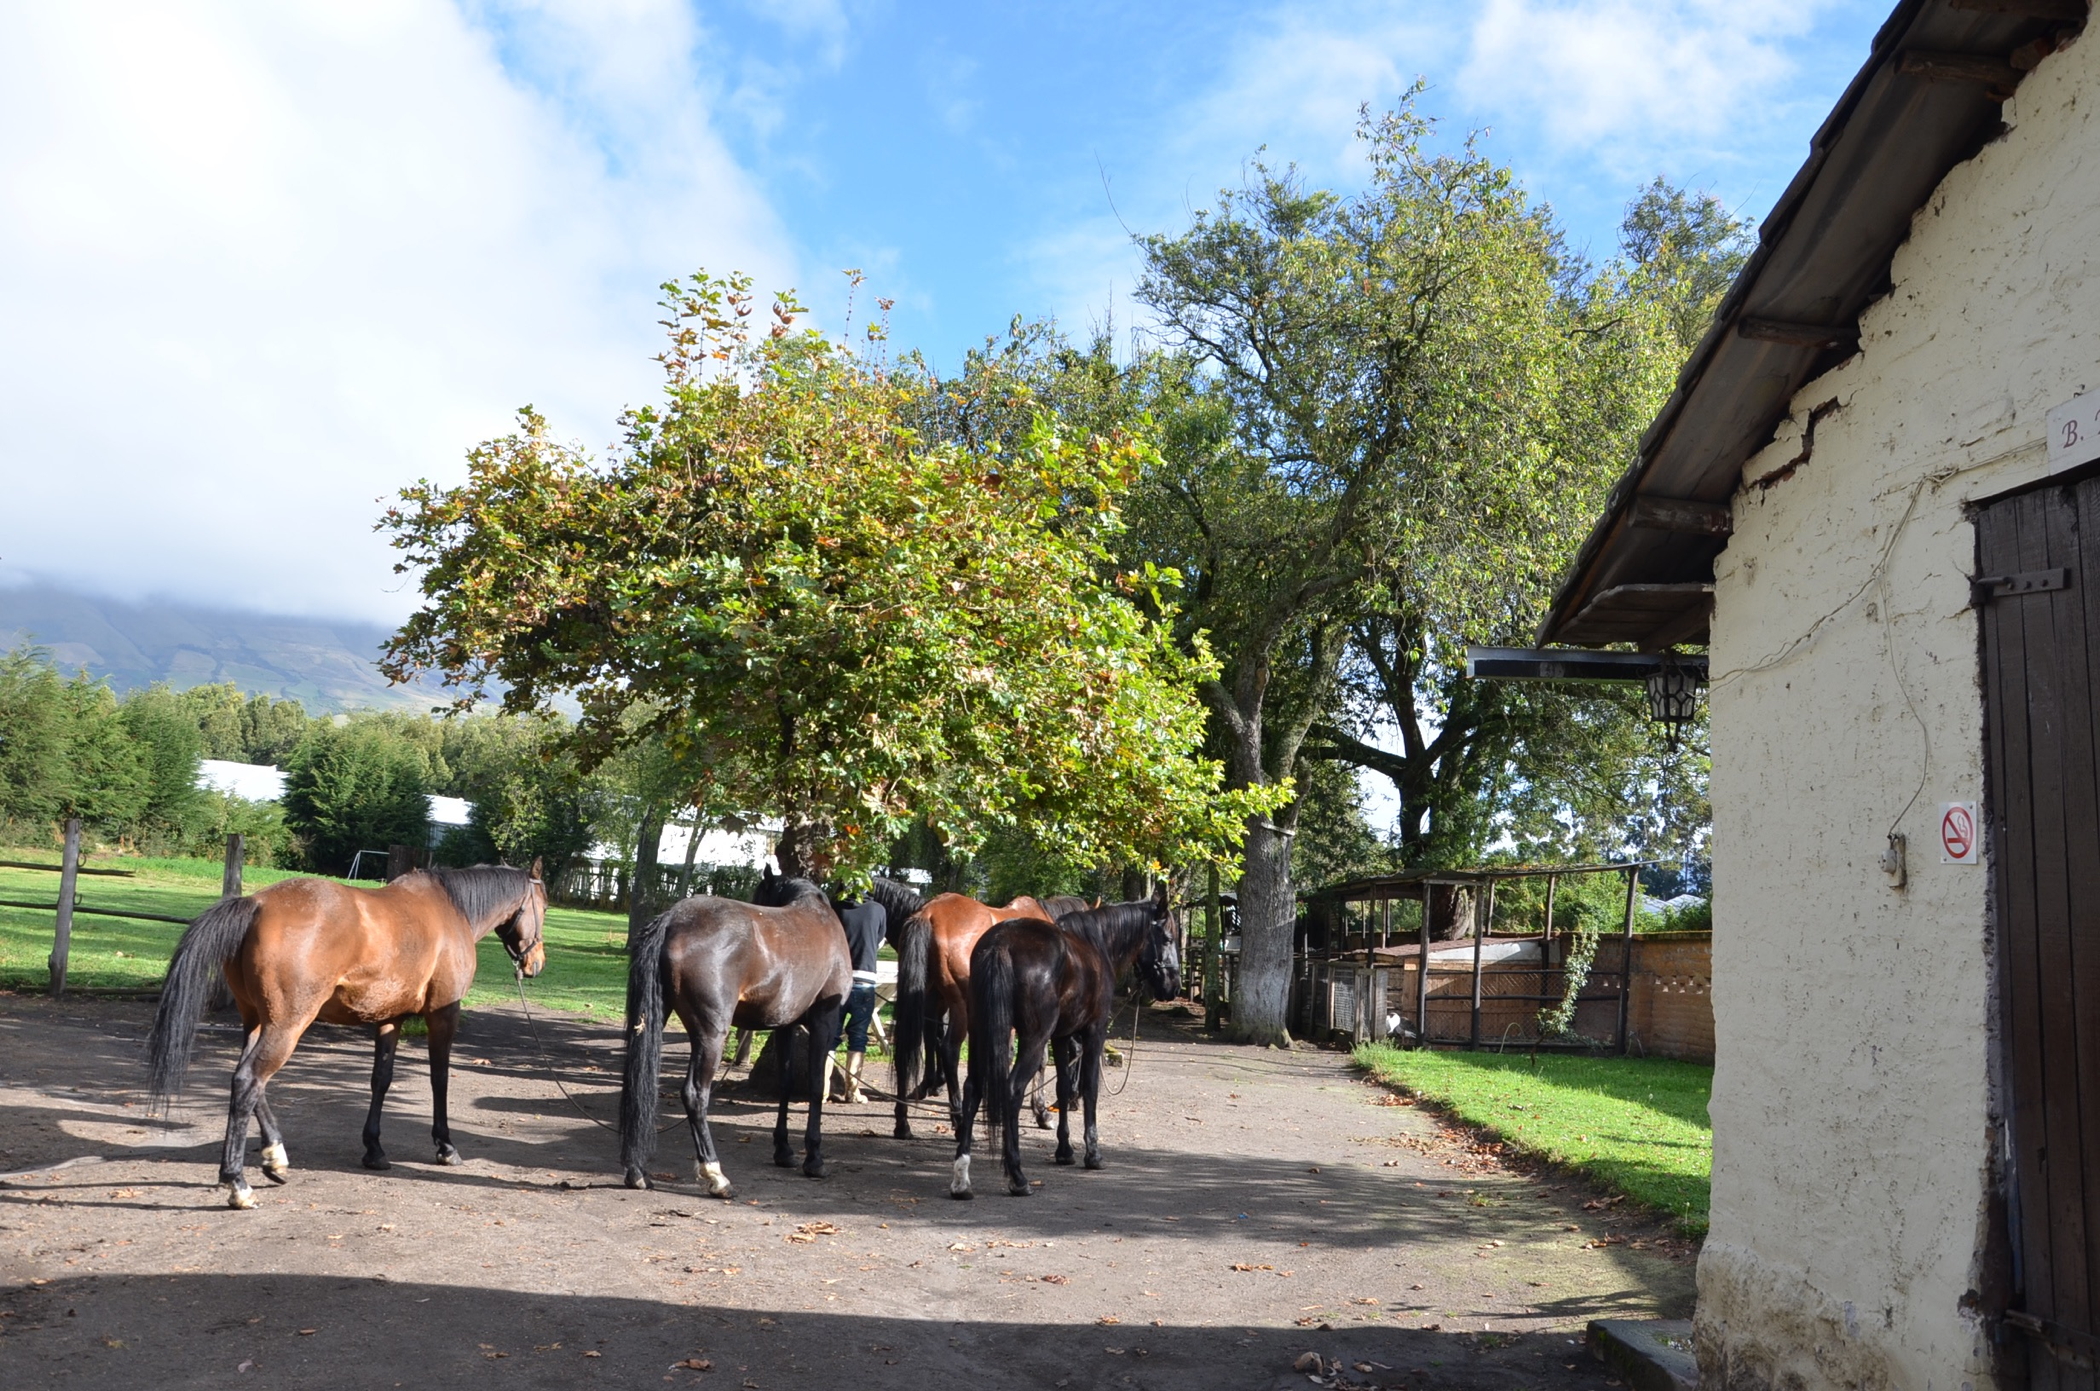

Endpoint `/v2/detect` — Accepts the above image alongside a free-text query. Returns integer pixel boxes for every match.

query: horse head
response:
[1138,883,1181,1002]
[497,857,548,978]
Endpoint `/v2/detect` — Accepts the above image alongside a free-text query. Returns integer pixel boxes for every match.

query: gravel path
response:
[0,991,1692,1389]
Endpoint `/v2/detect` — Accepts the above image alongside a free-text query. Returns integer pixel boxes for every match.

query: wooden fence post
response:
[1617,868,1639,1055]
[221,833,244,899]
[1469,881,1489,1050]
[1415,884,1432,1046]
[49,818,80,998]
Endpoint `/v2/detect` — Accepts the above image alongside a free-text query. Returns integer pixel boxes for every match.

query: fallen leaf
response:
[1294,1352,1323,1373]
[674,1358,713,1370]
[583,1351,602,1358]
[947,1242,975,1252]
[298,1328,317,1336]
[1041,1274,1068,1285]
[236,1361,254,1373]
[1097,1315,1121,1326]
[108,1189,138,1199]
[1229,1263,1274,1272]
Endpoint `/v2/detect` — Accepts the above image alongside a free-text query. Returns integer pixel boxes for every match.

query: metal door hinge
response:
[1973,568,2072,604]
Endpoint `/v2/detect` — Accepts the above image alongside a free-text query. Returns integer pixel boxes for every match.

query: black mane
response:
[1058,900,1157,966]
[865,877,926,929]
[756,874,829,909]
[423,865,534,928]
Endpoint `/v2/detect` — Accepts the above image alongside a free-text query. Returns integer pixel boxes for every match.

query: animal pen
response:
[1295,862,1643,1052]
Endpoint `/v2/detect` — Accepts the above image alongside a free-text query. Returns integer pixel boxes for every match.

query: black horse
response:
[950,886,1180,1199]
[620,869,849,1198]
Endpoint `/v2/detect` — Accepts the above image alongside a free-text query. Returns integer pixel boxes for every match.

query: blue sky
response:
[0,1,1889,619]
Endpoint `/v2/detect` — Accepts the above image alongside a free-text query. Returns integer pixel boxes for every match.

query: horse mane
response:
[864,877,925,928]
[755,874,829,909]
[422,865,533,927]
[1040,895,1091,921]
[1058,901,1157,965]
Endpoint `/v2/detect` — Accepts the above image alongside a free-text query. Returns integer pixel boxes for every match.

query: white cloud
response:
[1457,0,1828,162]
[0,0,796,621]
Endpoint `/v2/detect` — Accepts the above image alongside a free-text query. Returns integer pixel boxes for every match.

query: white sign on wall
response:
[1939,802,1980,865]
[2047,392,2100,474]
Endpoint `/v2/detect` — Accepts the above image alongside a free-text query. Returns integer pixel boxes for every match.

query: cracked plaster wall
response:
[1698,29,2100,1391]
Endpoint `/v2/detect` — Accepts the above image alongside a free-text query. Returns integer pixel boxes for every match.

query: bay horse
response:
[145,862,548,1210]
[950,886,1179,1199]
[620,868,850,1198]
[890,891,1065,1140]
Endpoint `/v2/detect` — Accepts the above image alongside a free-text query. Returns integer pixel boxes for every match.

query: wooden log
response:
[49,819,79,998]
[1627,496,1734,537]
[1736,317,1857,350]
[1898,49,2023,88]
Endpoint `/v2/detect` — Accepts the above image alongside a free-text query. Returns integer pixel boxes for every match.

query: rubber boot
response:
[843,1051,866,1105]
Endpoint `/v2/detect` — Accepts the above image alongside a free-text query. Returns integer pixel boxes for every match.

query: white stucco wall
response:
[1701,34,2100,1390]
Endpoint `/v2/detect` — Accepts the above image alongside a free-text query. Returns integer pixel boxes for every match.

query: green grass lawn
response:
[0,850,630,1016]
[1355,1042,1713,1236]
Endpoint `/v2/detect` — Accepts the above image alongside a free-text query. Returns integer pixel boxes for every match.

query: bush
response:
[283,721,432,874]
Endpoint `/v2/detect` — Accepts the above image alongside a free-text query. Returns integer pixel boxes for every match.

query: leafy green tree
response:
[178,683,312,765]
[380,271,1266,881]
[1302,181,1738,884]
[1127,98,1601,1040]
[436,713,598,879]
[118,685,211,844]
[0,645,69,830]
[282,722,432,873]
[57,679,150,830]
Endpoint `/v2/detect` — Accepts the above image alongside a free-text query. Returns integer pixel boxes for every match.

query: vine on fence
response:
[1539,915,1601,1040]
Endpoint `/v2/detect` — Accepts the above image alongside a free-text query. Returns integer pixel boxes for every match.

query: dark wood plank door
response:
[1980,480,2100,1384]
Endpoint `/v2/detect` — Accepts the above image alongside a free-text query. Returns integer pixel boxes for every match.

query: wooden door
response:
[1980,480,2100,1383]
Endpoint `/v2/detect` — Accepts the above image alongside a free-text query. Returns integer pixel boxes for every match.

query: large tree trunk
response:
[1231,814,1297,1046]
[626,803,665,947]
[773,819,830,881]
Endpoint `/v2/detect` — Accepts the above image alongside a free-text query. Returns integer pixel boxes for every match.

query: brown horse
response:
[619,868,850,1198]
[146,863,548,1210]
[891,892,1063,1139]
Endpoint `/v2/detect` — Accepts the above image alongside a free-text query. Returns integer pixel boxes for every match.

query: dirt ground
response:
[0,990,1694,1390]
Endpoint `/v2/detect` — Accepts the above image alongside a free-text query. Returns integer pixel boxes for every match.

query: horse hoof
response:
[1032,1112,1051,1131]
[1007,1180,1032,1197]
[260,1143,290,1182]
[772,1150,795,1170]
[1083,1154,1104,1171]
[436,1145,463,1167]
[225,1180,257,1210]
[697,1161,732,1198]
[362,1151,391,1172]
[1053,1152,1076,1166]
[802,1158,826,1180]
[624,1168,651,1191]
[949,1154,973,1198]
[892,1123,913,1140]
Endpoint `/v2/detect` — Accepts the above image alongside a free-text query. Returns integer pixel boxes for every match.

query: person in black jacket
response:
[827,890,887,1104]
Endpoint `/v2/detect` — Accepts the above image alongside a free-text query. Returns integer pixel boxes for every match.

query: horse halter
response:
[501,876,547,978]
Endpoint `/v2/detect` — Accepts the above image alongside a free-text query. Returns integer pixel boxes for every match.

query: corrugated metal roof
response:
[1538,0,2085,648]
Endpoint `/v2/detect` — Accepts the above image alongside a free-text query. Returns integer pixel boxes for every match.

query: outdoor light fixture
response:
[1646,659,1702,748]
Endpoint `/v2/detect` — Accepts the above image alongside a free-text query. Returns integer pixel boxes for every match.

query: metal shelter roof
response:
[1538,0,2086,650]
[1304,861,1646,903]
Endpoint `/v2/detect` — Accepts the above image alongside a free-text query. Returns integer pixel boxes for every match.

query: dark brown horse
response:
[950,887,1179,1199]
[620,868,850,1198]
[145,863,548,1210]
[891,892,1061,1139]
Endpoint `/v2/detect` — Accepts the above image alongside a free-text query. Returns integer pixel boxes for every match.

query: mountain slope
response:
[0,584,446,713]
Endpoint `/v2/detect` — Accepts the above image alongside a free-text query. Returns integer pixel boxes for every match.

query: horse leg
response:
[949,1064,979,1200]
[425,1002,464,1165]
[1003,1031,1047,1196]
[360,1020,401,1171]
[254,1091,290,1184]
[1080,1023,1107,1170]
[731,1028,755,1067]
[940,1018,966,1133]
[802,1000,842,1179]
[1030,1068,1052,1130]
[219,1024,298,1209]
[683,1025,733,1199]
[1051,1035,1080,1166]
[771,1027,797,1169]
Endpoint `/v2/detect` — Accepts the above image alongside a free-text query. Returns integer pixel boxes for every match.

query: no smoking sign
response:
[1940,802,1980,865]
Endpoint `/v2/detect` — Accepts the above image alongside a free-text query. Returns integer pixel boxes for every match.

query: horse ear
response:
[529,856,544,880]
[1152,882,1168,908]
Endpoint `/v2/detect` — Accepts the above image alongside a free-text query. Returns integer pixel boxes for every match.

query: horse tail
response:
[972,934,1016,1130]
[620,906,673,1178]
[145,895,261,1112]
[892,910,933,1102]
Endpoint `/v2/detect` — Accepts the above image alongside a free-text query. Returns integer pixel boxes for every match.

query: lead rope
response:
[1102,991,1145,1098]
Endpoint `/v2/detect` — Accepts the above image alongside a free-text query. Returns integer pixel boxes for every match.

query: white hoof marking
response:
[700,1161,732,1197]
[261,1142,289,1173]
[950,1154,972,1196]
[226,1181,257,1210]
